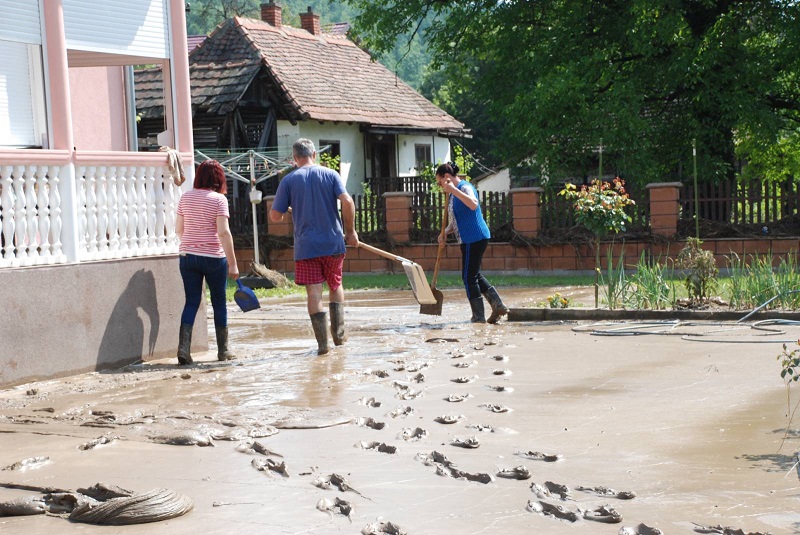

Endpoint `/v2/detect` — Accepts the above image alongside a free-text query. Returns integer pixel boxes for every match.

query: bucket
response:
[234,280,261,312]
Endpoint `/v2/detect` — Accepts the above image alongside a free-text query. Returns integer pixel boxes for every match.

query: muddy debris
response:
[451,436,480,449]
[415,450,493,484]
[453,360,477,368]
[252,457,289,477]
[434,414,464,424]
[371,370,390,378]
[526,499,579,522]
[579,504,622,523]
[356,417,386,430]
[530,481,571,500]
[148,431,214,447]
[492,368,512,376]
[0,496,47,516]
[444,393,472,402]
[619,523,664,535]
[575,485,636,499]
[405,362,431,372]
[78,435,119,451]
[250,441,283,457]
[425,337,459,343]
[361,520,407,535]
[2,456,50,471]
[691,523,771,535]
[481,403,512,413]
[357,441,397,454]
[490,354,509,362]
[77,483,134,501]
[316,496,353,519]
[467,424,495,433]
[358,397,382,408]
[485,385,514,392]
[517,450,564,462]
[313,473,366,498]
[408,372,425,383]
[451,375,477,384]
[496,465,531,480]
[396,388,423,401]
[398,427,427,441]
[387,405,414,418]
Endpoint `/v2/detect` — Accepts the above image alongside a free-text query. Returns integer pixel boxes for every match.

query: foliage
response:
[420,144,476,192]
[545,293,572,308]
[345,0,800,185]
[320,152,341,172]
[779,340,800,384]
[559,178,635,238]
[676,238,718,303]
[726,252,800,310]
[624,253,675,311]
[600,246,628,310]
[355,182,380,233]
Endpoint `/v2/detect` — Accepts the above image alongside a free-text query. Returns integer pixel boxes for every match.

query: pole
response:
[250,150,260,265]
[692,139,699,239]
[598,139,603,180]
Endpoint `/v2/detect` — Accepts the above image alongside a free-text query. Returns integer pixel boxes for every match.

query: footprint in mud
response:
[492,368,512,376]
[316,496,353,519]
[444,393,472,402]
[396,388,423,400]
[361,520,407,535]
[387,405,414,418]
[356,441,397,454]
[690,523,769,535]
[485,385,514,392]
[358,397,382,408]
[453,360,477,368]
[252,457,289,477]
[415,450,493,484]
[313,473,366,498]
[575,485,636,500]
[619,523,664,535]
[434,414,464,424]
[496,465,531,480]
[451,436,480,449]
[398,427,427,441]
[516,450,563,462]
[578,504,622,524]
[406,362,431,372]
[481,403,512,413]
[408,372,425,383]
[490,354,509,362]
[356,417,386,430]
[452,375,477,384]
[531,481,571,500]
[78,435,118,451]
[425,337,459,343]
[371,370,390,378]
[236,440,283,457]
[2,456,50,471]
[525,500,579,522]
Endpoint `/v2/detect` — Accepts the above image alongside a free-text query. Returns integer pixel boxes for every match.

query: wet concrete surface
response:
[1,287,800,534]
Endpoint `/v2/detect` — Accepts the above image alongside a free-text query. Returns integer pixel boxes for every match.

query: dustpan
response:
[234,280,261,312]
[359,243,437,305]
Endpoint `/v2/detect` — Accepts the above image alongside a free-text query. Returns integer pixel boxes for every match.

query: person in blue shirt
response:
[269,139,359,354]
[436,162,508,323]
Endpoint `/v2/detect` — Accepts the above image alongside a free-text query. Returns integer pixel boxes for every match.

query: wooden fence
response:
[679,178,800,225]
[538,182,650,232]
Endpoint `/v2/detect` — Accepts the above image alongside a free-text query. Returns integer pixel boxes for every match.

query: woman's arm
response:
[216,216,239,279]
[444,181,478,211]
[176,214,184,240]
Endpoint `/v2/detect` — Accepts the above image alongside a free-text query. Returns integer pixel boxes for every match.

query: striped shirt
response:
[177,188,229,257]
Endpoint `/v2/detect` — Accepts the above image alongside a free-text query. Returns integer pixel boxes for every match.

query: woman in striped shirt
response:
[175,159,239,364]
[437,162,508,324]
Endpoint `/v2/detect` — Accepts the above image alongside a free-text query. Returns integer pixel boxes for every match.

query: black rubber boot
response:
[310,312,330,355]
[177,323,193,365]
[469,298,486,323]
[483,286,509,324]
[216,326,236,361]
[329,302,346,346]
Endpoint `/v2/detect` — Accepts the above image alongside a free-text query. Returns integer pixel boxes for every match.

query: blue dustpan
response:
[234,280,261,312]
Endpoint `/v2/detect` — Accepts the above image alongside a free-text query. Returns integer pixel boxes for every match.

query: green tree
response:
[344,0,800,185]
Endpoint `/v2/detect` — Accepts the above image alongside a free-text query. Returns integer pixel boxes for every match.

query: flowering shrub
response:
[546,293,572,308]
[559,177,635,237]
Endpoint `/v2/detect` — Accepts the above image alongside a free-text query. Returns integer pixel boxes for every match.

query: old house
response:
[135,3,469,198]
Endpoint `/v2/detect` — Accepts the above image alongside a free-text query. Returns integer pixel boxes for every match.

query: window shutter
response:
[63,0,170,59]
[0,41,36,146]
[0,0,42,45]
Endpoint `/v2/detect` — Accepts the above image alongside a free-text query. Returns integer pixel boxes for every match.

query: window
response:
[319,139,341,172]
[415,144,432,172]
[0,40,46,148]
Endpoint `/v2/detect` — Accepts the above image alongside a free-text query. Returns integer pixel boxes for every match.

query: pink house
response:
[0,1,203,387]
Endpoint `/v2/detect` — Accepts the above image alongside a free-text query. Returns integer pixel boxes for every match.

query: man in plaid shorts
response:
[269,139,359,354]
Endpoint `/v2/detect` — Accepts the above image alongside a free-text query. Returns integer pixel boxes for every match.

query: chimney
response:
[261,2,281,28]
[299,6,320,36]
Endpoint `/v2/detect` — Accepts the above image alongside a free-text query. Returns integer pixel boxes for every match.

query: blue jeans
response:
[179,254,228,328]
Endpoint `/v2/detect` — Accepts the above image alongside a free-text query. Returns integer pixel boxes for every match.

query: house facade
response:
[135,3,468,196]
[0,0,201,387]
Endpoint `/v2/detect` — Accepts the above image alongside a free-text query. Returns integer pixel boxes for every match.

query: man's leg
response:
[306,283,329,355]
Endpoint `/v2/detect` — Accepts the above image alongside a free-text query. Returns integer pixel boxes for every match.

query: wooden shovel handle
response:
[432,195,449,286]
[358,242,411,264]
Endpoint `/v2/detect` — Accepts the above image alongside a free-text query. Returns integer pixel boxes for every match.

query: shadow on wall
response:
[96,269,160,369]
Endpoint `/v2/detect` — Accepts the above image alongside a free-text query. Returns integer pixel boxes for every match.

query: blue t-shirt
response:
[450,180,491,244]
[272,165,347,261]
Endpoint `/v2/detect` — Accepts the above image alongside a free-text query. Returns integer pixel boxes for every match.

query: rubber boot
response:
[329,302,346,346]
[310,312,330,355]
[216,326,236,361]
[483,286,509,324]
[177,324,193,365]
[469,298,486,323]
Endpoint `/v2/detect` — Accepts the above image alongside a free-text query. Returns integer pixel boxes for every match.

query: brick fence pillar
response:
[646,182,682,236]
[264,195,293,236]
[383,191,414,242]
[510,187,543,238]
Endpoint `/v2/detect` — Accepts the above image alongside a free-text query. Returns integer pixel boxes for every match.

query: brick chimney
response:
[299,6,320,36]
[261,2,281,28]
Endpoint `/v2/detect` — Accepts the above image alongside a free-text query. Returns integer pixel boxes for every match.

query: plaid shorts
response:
[294,254,345,290]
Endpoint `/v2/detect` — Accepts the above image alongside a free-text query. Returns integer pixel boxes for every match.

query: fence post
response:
[383,191,414,242]
[646,182,682,236]
[510,187,543,238]
[264,195,293,236]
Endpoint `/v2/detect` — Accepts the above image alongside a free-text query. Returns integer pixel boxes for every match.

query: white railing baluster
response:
[77,166,88,255]
[117,166,129,255]
[86,166,98,256]
[107,165,119,255]
[24,166,38,262]
[1,166,15,266]
[49,165,64,262]
[146,165,157,252]
[36,166,51,261]
[127,166,139,252]
[154,168,166,251]
[136,167,147,256]
[96,166,108,253]
[13,166,27,264]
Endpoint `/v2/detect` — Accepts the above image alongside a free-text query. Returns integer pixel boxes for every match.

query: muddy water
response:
[1,288,799,534]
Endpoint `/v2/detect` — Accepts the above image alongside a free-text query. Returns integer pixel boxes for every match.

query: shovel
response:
[420,196,448,316]
[359,243,438,305]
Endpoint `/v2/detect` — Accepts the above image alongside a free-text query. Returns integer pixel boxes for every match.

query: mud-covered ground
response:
[1,287,800,534]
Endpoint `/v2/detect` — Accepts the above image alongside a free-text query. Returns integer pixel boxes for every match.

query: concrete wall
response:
[474,168,510,192]
[0,256,208,388]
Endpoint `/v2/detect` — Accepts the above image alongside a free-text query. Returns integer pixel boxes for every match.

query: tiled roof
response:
[135,16,466,134]
[187,35,207,52]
